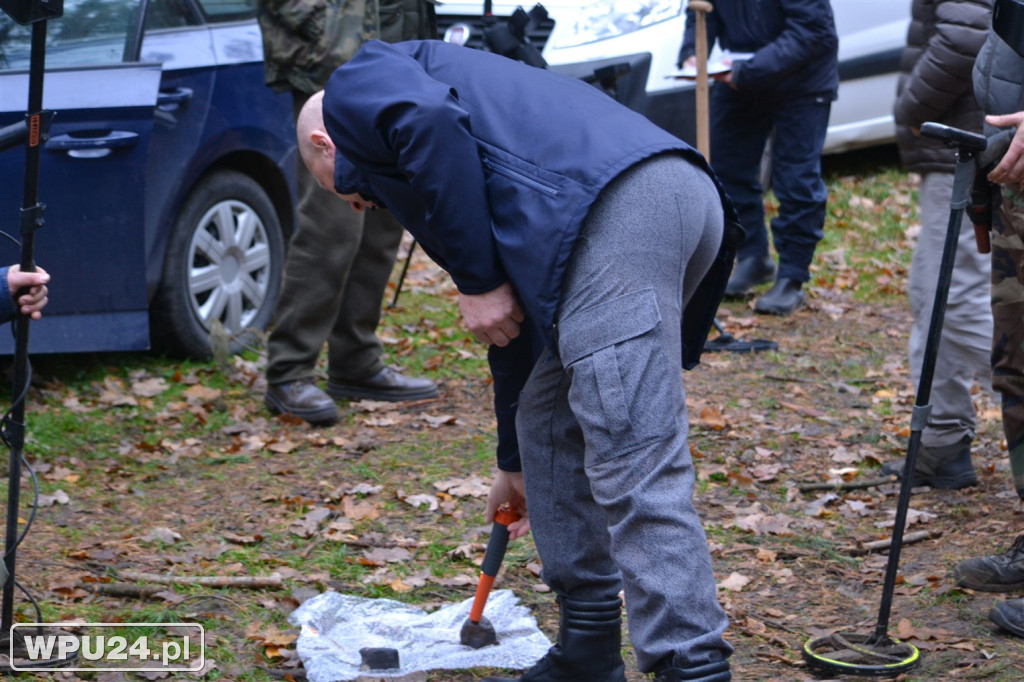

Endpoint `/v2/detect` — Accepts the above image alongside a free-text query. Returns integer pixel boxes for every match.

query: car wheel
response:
[151,170,284,359]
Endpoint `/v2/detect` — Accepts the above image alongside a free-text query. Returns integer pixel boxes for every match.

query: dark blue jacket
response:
[323,40,735,468]
[679,0,838,100]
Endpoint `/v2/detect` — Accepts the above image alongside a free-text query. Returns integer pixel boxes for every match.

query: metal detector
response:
[802,122,1015,677]
[704,319,777,354]
[0,0,62,665]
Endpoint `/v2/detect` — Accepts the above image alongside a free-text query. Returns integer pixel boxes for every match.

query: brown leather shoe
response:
[326,366,438,402]
[265,378,340,425]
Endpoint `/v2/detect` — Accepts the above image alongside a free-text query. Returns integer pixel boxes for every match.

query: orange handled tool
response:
[459,506,520,648]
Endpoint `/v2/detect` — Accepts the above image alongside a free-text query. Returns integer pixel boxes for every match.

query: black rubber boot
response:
[653,660,731,681]
[753,278,805,316]
[724,254,775,297]
[480,596,627,682]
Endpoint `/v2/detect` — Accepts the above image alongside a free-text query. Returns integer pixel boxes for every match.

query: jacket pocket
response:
[558,288,679,464]
[482,154,561,196]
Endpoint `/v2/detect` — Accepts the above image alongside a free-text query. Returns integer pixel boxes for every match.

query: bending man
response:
[299,40,736,681]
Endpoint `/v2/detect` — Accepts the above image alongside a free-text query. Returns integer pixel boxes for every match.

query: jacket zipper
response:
[482,156,560,196]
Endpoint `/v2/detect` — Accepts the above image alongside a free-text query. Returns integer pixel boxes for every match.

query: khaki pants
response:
[265,91,403,385]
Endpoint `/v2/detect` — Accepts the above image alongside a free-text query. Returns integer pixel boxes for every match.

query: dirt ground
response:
[8,253,1024,682]
[675,293,1024,681]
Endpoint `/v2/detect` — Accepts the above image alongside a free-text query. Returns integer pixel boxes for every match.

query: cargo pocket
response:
[558,288,679,464]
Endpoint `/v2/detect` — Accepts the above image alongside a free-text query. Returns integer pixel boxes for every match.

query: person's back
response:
[324,39,723,336]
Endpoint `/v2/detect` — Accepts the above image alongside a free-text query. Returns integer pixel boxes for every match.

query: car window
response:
[194,0,255,23]
[145,0,201,30]
[0,0,201,71]
[1,0,138,70]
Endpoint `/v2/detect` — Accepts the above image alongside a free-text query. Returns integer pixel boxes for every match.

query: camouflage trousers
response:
[990,183,1024,498]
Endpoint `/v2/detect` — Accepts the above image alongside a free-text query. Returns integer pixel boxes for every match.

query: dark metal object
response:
[389,240,417,308]
[460,613,497,649]
[803,121,1015,677]
[359,646,400,670]
[0,0,60,26]
[704,319,777,354]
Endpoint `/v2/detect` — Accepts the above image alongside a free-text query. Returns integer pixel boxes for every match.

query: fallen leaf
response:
[718,572,751,591]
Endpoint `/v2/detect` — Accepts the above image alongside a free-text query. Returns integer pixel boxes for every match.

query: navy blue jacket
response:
[324,40,734,468]
[679,0,838,100]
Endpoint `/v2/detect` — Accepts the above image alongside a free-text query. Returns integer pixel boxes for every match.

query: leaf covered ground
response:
[3,148,1024,681]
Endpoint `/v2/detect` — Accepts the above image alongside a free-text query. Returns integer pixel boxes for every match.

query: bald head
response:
[297,90,327,170]
[294,90,374,212]
[297,90,345,198]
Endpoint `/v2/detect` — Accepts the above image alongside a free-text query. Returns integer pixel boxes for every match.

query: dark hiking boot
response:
[480,596,626,682]
[653,660,731,682]
[265,378,340,426]
[880,436,978,490]
[326,366,438,402]
[990,597,1024,637]
[955,535,1024,592]
[724,255,775,297]
[753,278,805,316]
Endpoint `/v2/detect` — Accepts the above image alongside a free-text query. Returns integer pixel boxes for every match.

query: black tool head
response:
[460,615,497,649]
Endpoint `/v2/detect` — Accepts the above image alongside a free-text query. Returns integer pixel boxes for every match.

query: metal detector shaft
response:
[389,239,416,308]
[1,18,47,633]
[869,123,989,643]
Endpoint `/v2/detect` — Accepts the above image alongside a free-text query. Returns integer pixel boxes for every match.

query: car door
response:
[0,0,161,353]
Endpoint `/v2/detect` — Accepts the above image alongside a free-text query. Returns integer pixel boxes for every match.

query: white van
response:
[435,0,911,154]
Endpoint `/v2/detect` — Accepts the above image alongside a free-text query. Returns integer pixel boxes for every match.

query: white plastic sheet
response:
[289,589,552,681]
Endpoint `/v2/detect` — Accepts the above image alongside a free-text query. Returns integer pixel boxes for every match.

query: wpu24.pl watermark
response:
[8,623,204,672]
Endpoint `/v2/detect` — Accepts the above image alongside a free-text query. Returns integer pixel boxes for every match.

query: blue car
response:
[0,0,296,357]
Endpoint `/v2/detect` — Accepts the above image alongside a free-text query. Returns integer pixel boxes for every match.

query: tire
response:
[151,170,285,359]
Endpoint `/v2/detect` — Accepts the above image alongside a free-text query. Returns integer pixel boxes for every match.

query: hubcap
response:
[187,199,272,334]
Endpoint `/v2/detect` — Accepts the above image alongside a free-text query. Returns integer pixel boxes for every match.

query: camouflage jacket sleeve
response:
[257,0,437,94]
[257,0,379,94]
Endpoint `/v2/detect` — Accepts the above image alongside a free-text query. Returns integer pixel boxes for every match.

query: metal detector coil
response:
[803,633,919,677]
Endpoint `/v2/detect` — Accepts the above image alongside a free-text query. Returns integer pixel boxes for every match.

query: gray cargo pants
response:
[909,172,993,448]
[517,154,732,673]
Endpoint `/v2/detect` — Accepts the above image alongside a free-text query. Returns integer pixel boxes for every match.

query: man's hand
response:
[987,112,1024,185]
[487,469,530,540]
[458,281,524,347]
[8,265,50,320]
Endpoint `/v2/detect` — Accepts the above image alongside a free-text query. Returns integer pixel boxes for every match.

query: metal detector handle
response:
[920,121,988,153]
[978,126,1017,169]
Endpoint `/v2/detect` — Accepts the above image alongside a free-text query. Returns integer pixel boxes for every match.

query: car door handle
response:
[46,130,141,158]
[157,87,193,111]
